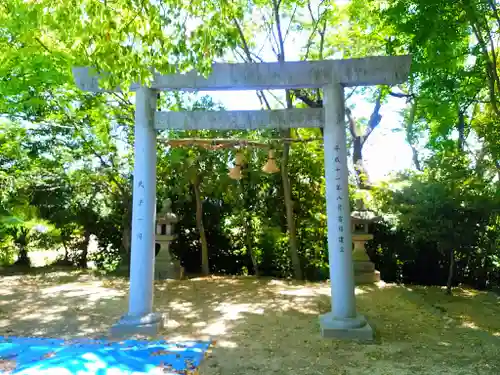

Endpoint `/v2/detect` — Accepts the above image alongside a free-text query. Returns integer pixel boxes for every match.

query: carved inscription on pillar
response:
[334,144,345,253]
[136,179,146,242]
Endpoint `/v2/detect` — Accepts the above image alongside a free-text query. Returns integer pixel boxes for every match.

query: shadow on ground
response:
[0,270,499,375]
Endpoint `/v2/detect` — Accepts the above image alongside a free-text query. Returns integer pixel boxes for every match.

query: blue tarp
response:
[0,336,212,374]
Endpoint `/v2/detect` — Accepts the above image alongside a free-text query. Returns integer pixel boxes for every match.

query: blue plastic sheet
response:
[0,336,212,374]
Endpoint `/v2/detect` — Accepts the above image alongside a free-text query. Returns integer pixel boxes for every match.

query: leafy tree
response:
[374,150,500,293]
[157,95,234,275]
[0,0,243,94]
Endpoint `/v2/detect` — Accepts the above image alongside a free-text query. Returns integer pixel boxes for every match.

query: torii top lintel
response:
[72,55,411,92]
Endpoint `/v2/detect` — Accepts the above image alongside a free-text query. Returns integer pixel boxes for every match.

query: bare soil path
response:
[0,271,498,374]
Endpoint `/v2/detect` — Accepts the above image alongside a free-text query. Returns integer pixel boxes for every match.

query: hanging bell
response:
[228,152,244,180]
[228,165,242,180]
[262,150,280,174]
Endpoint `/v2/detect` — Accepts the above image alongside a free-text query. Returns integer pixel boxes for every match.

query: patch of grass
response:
[0,273,498,374]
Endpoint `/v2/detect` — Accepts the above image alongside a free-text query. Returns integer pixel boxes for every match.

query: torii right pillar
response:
[320,82,374,340]
[319,56,412,340]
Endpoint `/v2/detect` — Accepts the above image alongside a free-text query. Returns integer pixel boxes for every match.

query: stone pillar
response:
[111,87,163,337]
[319,83,373,341]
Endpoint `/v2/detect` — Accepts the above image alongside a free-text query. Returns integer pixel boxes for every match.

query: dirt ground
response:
[0,270,498,375]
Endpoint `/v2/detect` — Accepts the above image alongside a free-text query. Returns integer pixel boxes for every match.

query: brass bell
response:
[228,152,244,180]
[262,150,280,174]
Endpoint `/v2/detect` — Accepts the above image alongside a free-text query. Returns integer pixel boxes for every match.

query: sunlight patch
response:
[267,279,287,286]
[168,301,194,313]
[314,286,331,296]
[40,283,124,301]
[355,288,368,295]
[165,319,182,329]
[216,340,237,348]
[460,320,479,330]
[191,321,207,328]
[200,302,265,335]
[278,287,317,297]
[201,320,227,335]
[214,303,265,319]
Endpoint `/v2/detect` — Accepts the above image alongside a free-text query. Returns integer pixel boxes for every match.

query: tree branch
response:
[283,4,299,43]
[273,0,286,61]
[293,89,322,108]
[307,0,316,22]
[470,19,500,115]
[389,91,413,99]
[233,18,253,60]
[362,90,383,145]
[303,1,329,60]
[111,93,134,118]
[262,13,280,58]
[487,0,500,30]
[265,90,285,107]
[34,37,51,53]
[345,107,357,139]
[232,48,247,62]
[233,17,272,110]
[345,88,357,100]
[403,99,422,171]
[314,17,328,103]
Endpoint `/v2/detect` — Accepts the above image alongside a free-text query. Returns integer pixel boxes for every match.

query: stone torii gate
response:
[73,55,411,340]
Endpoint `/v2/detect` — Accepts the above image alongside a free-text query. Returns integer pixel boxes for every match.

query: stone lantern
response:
[351,201,381,284]
[155,199,182,279]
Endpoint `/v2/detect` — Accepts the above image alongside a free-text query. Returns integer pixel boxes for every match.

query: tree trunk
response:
[14,229,30,266]
[446,248,455,295]
[457,110,466,151]
[405,100,422,171]
[495,159,500,183]
[240,178,259,276]
[280,138,303,280]
[281,88,303,280]
[345,92,383,189]
[271,0,303,280]
[16,245,30,266]
[352,136,369,188]
[244,212,259,276]
[121,224,130,262]
[121,216,131,268]
[61,237,69,262]
[120,197,132,269]
[77,229,91,269]
[193,180,209,276]
[410,145,422,172]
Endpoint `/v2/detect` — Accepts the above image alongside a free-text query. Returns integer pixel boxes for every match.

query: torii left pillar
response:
[110,86,163,336]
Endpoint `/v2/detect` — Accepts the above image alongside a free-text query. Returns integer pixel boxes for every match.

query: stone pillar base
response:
[319,313,374,341]
[353,260,381,284]
[110,312,165,338]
